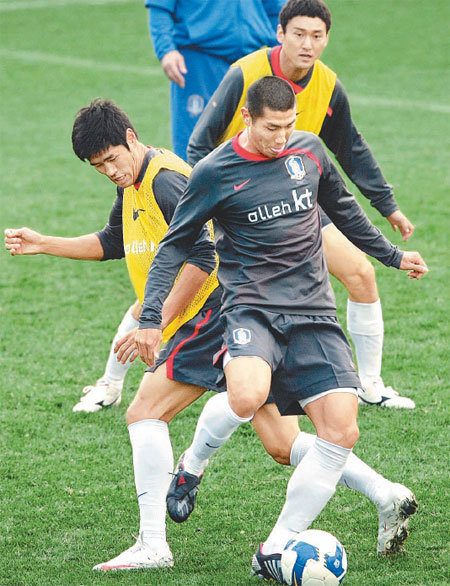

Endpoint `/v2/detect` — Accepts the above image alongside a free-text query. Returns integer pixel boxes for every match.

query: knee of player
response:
[229,392,263,419]
[344,259,376,296]
[126,402,168,425]
[323,422,359,449]
[266,445,291,466]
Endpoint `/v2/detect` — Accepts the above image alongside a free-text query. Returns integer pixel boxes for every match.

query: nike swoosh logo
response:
[233,178,251,191]
[133,208,145,221]
[137,491,149,499]
[205,442,220,449]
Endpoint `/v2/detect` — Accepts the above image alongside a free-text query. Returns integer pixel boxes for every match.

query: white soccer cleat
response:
[358,378,415,409]
[93,533,174,571]
[72,378,122,413]
[377,483,418,555]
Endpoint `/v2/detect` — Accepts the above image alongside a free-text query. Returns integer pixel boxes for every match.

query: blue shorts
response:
[146,300,223,392]
[170,49,231,161]
[215,306,360,415]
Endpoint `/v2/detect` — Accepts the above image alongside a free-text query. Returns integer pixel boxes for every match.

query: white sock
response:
[347,299,384,385]
[102,306,139,387]
[290,432,390,507]
[128,419,173,545]
[263,437,351,554]
[183,393,253,476]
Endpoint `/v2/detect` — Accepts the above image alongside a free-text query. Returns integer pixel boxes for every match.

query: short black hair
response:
[280,0,331,33]
[72,98,138,161]
[246,76,296,120]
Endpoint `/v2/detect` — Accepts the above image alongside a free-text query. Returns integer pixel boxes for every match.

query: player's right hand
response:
[115,328,139,364]
[4,227,43,256]
[135,327,162,367]
[399,251,428,279]
[161,50,187,88]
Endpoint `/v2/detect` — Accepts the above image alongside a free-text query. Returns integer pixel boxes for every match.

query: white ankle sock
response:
[102,306,139,387]
[128,419,173,544]
[290,432,390,507]
[183,393,253,476]
[347,299,384,384]
[263,437,351,554]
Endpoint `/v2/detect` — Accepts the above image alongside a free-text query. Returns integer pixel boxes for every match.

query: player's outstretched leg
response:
[73,302,139,412]
[288,426,418,554]
[166,392,252,522]
[323,224,415,409]
[347,299,415,409]
[93,369,205,571]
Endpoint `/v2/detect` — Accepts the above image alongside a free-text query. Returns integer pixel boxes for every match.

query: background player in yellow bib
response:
[188,0,416,409]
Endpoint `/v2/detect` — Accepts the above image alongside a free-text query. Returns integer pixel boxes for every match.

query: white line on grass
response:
[0,48,162,77]
[1,46,449,114]
[0,0,130,11]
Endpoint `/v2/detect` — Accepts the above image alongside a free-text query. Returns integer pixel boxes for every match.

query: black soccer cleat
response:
[166,452,202,523]
[251,543,284,583]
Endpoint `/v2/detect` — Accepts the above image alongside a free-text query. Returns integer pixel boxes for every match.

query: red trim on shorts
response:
[213,346,228,366]
[327,106,333,117]
[270,46,305,94]
[166,309,213,380]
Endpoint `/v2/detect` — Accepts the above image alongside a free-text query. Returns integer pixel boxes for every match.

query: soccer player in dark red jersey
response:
[136,77,427,578]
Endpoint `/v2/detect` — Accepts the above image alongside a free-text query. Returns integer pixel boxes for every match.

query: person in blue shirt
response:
[145,0,284,160]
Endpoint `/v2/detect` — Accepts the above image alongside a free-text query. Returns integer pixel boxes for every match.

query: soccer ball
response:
[281,529,347,585]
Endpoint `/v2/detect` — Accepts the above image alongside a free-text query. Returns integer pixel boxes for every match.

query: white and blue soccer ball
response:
[281,529,347,585]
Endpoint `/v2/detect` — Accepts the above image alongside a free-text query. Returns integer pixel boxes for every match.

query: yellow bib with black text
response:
[122,148,219,342]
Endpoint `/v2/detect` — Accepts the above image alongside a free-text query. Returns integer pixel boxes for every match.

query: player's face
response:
[89,129,140,188]
[243,106,297,158]
[277,16,329,78]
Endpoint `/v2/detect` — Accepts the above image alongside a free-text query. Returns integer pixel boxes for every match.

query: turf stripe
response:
[0,48,163,77]
[1,46,449,115]
[0,0,130,11]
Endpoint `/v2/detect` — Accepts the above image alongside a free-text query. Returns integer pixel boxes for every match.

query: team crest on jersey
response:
[285,155,306,180]
[232,328,252,345]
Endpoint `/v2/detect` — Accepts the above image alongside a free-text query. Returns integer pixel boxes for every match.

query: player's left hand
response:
[399,251,428,279]
[135,327,162,367]
[114,328,139,364]
[386,210,415,241]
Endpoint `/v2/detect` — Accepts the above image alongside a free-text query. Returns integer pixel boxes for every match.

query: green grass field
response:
[1,0,449,584]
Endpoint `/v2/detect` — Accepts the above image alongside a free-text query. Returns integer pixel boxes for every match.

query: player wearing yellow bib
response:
[188,0,416,409]
[5,98,420,571]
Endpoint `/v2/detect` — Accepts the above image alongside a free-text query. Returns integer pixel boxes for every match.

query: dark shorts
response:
[215,306,360,415]
[319,206,333,229]
[146,302,223,392]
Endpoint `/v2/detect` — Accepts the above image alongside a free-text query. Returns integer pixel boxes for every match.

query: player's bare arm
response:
[4,228,103,260]
[386,210,415,242]
[114,263,211,364]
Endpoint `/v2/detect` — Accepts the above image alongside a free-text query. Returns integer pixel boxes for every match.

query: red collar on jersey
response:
[232,132,322,174]
[270,46,306,94]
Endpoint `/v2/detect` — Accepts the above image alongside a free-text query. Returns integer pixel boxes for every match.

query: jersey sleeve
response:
[261,0,285,31]
[319,79,398,217]
[146,3,176,60]
[153,168,217,276]
[96,189,125,260]
[315,140,403,268]
[187,66,244,165]
[140,160,221,328]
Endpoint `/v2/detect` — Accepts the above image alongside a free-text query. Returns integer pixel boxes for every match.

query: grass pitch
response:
[1,1,449,584]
